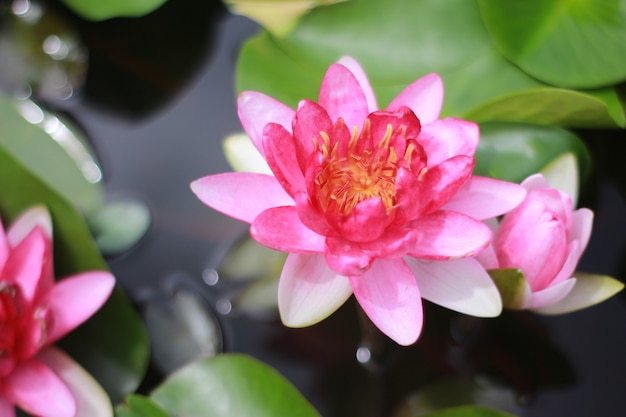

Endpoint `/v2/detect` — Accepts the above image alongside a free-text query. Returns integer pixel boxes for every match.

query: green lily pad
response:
[0,95,103,214]
[150,354,321,417]
[0,146,149,404]
[116,395,171,417]
[474,122,590,184]
[60,0,168,20]
[236,0,625,127]
[477,0,626,89]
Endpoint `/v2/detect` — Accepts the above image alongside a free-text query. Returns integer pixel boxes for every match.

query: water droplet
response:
[202,268,219,286]
[216,298,232,315]
[356,345,372,364]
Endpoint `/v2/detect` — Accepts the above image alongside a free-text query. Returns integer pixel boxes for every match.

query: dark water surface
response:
[5,1,626,415]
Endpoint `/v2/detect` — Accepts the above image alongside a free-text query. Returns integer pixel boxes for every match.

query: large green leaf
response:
[236,0,625,127]
[60,0,167,20]
[116,395,171,417]
[477,0,626,89]
[0,146,149,404]
[474,122,590,184]
[150,354,321,417]
[0,95,103,214]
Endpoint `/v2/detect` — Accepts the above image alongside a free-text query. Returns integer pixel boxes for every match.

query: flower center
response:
[315,120,415,216]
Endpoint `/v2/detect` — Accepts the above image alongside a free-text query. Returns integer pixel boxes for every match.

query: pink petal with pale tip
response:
[251,207,325,253]
[387,73,443,124]
[571,208,593,251]
[191,173,294,224]
[521,173,550,191]
[408,211,491,260]
[4,358,76,417]
[0,395,15,417]
[417,118,479,167]
[318,63,369,131]
[278,253,352,327]
[42,271,115,345]
[237,91,295,157]
[336,56,378,112]
[263,123,306,197]
[528,278,576,310]
[7,206,53,248]
[349,258,423,346]
[441,176,527,220]
[2,228,46,303]
[405,257,502,317]
[38,347,113,417]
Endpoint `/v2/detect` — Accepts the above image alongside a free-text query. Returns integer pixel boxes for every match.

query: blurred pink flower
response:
[192,57,525,345]
[0,207,115,417]
[479,174,623,313]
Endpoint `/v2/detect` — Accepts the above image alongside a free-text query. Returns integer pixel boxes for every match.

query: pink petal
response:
[7,206,53,248]
[417,118,479,167]
[409,211,491,260]
[335,197,391,242]
[528,279,576,310]
[325,237,373,276]
[191,173,294,224]
[416,155,474,216]
[237,91,295,156]
[336,56,378,112]
[0,218,9,275]
[387,73,443,124]
[38,347,113,417]
[550,241,581,287]
[42,271,115,345]
[0,395,15,417]
[278,253,352,326]
[2,227,46,303]
[4,358,76,417]
[360,228,420,258]
[441,176,527,220]
[263,123,306,196]
[251,207,325,253]
[349,258,423,346]
[571,208,593,251]
[521,173,550,191]
[318,63,369,131]
[405,257,502,317]
[293,192,336,236]
[293,100,332,171]
[475,244,499,270]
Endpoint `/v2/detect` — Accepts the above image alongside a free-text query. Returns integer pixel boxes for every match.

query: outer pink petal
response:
[43,272,115,345]
[417,118,479,167]
[336,56,378,112]
[251,207,325,253]
[278,253,352,327]
[441,176,527,220]
[4,358,76,417]
[475,244,499,270]
[349,258,423,346]
[38,347,113,417]
[408,211,491,260]
[549,241,581,287]
[0,395,15,417]
[318,63,369,131]
[387,73,443,124]
[237,91,295,156]
[191,173,294,224]
[528,279,576,310]
[2,227,46,303]
[571,208,593,251]
[521,173,550,191]
[405,257,502,317]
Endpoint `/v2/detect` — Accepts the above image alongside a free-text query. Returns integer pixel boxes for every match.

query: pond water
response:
[3,0,626,416]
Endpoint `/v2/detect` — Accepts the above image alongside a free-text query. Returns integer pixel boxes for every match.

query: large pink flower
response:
[479,174,623,313]
[192,57,526,345]
[0,207,115,417]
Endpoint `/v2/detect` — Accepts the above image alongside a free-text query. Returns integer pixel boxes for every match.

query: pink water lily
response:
[479,174,623,313]
[0,207,115,417]
[192,56,526,345]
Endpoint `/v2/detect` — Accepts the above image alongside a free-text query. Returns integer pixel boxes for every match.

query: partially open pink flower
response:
[0,207,115,417]
[479,174,623,313]
[192,57,526,345]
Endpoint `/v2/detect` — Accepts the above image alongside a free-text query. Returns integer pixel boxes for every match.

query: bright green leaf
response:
[116,395,171,417]
[474,122,590,184]
[151,354,321,417]
[477,0,626,89]
[488,269,529,310]
[0,146,149,404]
[0,95,103,214]
[60,0,167,20]
[236,0,625,127]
